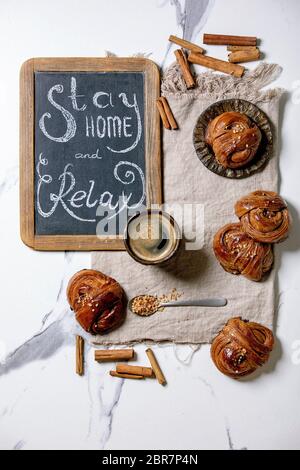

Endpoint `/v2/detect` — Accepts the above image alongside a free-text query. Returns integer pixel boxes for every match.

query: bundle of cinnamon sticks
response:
[156,33,262,130]
[157,33,261,130]
[168,33,261,82]
[75,337,166,385]
[156,96,178,130]
[203,34,261,64]
[95,347,166,385]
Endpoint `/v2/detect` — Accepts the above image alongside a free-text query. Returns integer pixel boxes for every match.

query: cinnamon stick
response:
[227,45,258,52]
[116,364,153,378]
[156,99,171,130]
[76,335,84,376]
[169,35,204,54]
[174,49,195,89]
[146,348,166,385]
[203,33,257,46]
[159,97,178,130]
[110,371,144,380]
[94,349,134,362]
[228,48,260,63]
[188,51,244,78]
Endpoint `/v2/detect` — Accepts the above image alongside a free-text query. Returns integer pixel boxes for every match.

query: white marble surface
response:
[0,0,300,450]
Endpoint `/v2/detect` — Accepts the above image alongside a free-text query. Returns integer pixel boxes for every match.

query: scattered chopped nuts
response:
[76,293,92,306]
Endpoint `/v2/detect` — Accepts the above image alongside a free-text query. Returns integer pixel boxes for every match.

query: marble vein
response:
[198,375,247,450]
[170,0,186,30]
[98,378,125,449]
[0,252,76,378]
[174,347,238,451]
[0,165,18,197]
[160,0,214,66]
[13,440,26,450]
[183,0,214,41]
[167,0,214,41]
[0,318,67,377]
[0,247,126,449]
[85,345,125,449]
[225,425,234,450]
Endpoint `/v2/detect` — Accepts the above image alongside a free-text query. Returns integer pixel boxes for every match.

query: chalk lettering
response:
[39,85,77,143]
[68,77,87,111]
[36,156,145,222]
[69,190,87,208]
[123,117,132,137]
[86,115,95,137]
[96,116,106,138]
[93,91,114,109]
[107,93,142,153]
[74,149,102,159]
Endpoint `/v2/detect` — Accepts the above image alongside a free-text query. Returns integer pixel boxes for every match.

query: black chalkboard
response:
[20,58,161,250]
[35,71,146,235]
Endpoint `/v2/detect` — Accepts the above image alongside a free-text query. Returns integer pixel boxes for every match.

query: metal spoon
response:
[129,296,227,315]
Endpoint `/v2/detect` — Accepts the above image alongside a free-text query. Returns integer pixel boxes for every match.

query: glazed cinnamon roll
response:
[211,317,274,379]
[205,111,262,169]
[67,269,125,335]
[235,190,290,243]
[213,223,273,281]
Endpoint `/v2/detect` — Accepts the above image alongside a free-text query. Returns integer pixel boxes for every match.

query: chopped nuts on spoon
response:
[131,289,183,317]
[131,295,161,316]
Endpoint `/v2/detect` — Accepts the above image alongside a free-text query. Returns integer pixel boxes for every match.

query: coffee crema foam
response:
[127,212,178,263]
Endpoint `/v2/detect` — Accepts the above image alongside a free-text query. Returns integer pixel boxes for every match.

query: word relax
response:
[36,154,145,223]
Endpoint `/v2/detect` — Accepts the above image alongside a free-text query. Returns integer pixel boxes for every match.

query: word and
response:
[74,148,102,159]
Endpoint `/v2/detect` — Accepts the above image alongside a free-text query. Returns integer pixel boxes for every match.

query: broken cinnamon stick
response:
[227,45,258,52]
[156,99,171,129]
[169,35,204,54]
[203,33,257,46]
[188,51,244,78]
[174,49,195,89]
[76,335,84,376]
[146,348,166,385]
[110,371,144,380]
[116,364,153,378]
[159,97,178,130]
[228,48,260,63]
[94,349,134,362]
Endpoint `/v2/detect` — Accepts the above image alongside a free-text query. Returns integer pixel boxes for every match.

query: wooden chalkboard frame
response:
[20,57,162,251]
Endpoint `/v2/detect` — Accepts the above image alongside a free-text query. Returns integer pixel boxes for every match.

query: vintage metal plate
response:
[193,99,274,179]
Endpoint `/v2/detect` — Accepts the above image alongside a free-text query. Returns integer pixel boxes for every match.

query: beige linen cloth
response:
[92,62,283,345]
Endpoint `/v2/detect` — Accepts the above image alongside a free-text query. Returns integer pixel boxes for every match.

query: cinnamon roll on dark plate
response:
[205,112,262,169]
[193,99,273,179]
